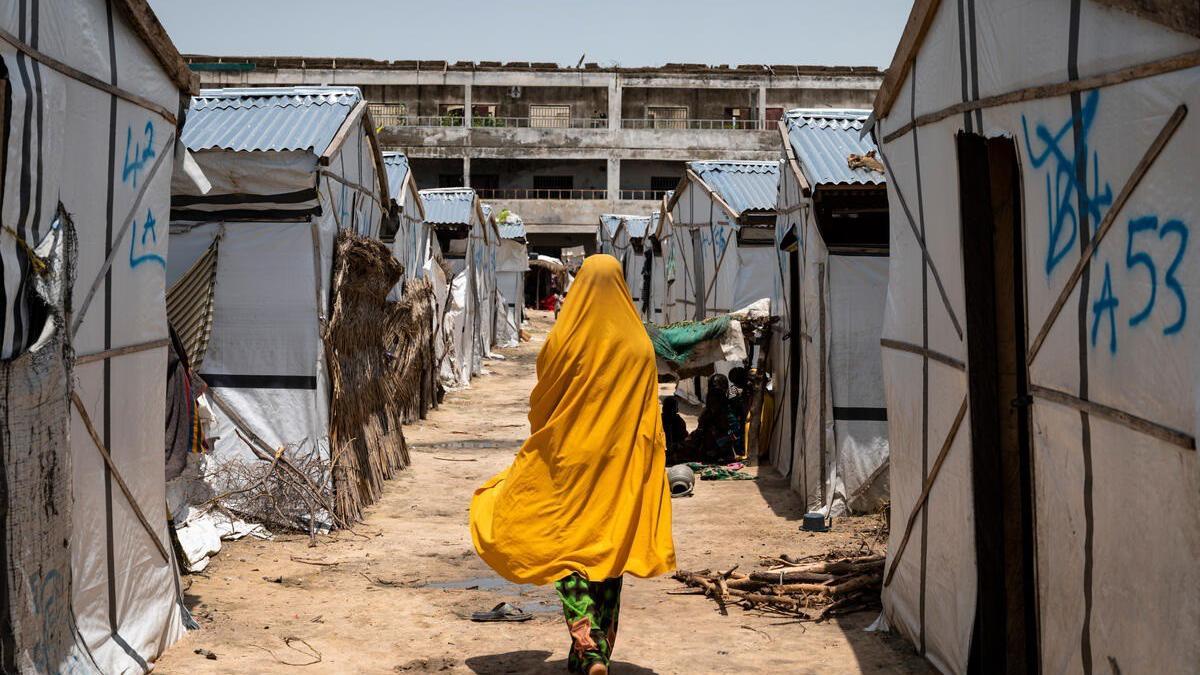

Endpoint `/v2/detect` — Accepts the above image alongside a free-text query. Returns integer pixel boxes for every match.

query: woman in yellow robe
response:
[470,254,675,674]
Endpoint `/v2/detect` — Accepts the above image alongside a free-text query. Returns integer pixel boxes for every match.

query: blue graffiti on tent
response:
[122,121,156,188]
[129,208,165,269]
[1021,90,1113,276]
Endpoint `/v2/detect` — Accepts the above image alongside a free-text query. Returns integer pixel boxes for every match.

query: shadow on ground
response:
[465,650,658,674]
[752,465,808,521]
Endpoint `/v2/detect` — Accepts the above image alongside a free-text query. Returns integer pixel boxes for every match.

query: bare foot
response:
[587,664,608,675]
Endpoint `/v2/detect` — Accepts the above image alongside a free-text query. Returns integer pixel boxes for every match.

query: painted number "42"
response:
[1091,215,1188,353]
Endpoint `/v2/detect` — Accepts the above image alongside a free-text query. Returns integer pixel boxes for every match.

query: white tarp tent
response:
[168,86,391,519]
[0,2,197,672]
[423,188,495,387]
[494,210,528,348]
[767,109,891,516]
[661,161,780,326]
[382,152,431,285]
[660,161,780,400]
[872,1,1199,672]
[600,213,657,313]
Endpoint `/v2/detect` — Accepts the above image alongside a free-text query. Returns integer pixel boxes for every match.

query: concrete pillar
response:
[607,75,621,130]
[758,85,767,129]
[463,156,471,188]
[607,157,620,199]
[464,80,473,127]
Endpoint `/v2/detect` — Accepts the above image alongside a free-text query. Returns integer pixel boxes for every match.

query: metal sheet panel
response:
[785,108,885,187]
[420,188,478,225]
[382,152,410,201]
[182,86,362,153]
[688,160,780,214]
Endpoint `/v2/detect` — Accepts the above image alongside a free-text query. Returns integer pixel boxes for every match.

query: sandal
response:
[470,602,534,622]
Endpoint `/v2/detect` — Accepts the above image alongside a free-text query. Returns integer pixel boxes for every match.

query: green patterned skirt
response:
[554,573,623,673]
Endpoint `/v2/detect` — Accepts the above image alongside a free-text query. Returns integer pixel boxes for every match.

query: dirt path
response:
[157,311,931,674]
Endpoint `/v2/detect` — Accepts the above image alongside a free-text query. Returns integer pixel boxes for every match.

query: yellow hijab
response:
[469,254,676,585]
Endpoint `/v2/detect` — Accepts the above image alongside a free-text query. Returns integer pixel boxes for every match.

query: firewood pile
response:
[672,552,884,621]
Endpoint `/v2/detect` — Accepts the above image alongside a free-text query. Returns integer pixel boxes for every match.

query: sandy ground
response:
[156,311,932,674]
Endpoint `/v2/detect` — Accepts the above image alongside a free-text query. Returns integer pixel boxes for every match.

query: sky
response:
[148,1,914,68]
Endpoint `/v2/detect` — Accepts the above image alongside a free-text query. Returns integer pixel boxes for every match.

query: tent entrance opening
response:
[956,133,1039,672]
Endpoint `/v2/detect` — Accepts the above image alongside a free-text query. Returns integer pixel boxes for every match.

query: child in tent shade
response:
[470,255,675,674]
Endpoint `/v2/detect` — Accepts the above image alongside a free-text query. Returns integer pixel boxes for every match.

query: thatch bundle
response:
[325,231,437,524]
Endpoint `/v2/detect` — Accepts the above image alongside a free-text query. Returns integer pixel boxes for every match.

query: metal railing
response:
[618,189,672,201]
[620,118,767,130]
[470,116,607,129]
[368,103,409,127]
[474,188,608,200]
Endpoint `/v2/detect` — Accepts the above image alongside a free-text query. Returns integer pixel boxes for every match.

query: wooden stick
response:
[74,338,170,366]
[883,50,1200,143]
[1031,384,1195,450]
[0,24,178,123]
[71,392,171,565]
[884,396,969,587]
[880,338,965,371]
[1027,105,1188,364]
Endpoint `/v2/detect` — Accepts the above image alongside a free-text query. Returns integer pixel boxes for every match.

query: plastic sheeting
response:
[0,3,196,672]
[874,2,1199,672]
[767,154,891,516]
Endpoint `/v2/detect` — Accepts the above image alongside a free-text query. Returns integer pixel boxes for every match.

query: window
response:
[369,102,407,127]
[438,103,465,117]
[533,175,574,191]
[650,176,680,193]
[646,106,687,129]
[530,104,570,128]
[438,174,465,188]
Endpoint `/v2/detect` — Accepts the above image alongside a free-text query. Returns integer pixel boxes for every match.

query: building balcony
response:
[620,118,767,130]
[475,188,608,200]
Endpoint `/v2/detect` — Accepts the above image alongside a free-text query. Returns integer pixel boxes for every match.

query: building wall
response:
[621,87,759,120]
[191,60,880,246]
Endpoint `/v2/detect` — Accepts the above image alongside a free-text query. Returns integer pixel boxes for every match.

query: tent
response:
[381,152,445,425]
[494,210,528,348]
[168,86,396,526]
[767,109,890,516]
[422,187,493,387]
[645,192,675,323]
[661,161,781,326]
[871,1,1199,671]
[0,2,198,672]
[599,213,657,311]
[659,161,780,400]
[381,152,431,284]
[597,212,624,256]
[478,204,501,354]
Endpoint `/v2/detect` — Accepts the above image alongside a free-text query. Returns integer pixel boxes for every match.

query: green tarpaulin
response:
[645,316,731,366]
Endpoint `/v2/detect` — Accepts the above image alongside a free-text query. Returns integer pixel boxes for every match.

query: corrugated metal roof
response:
[382,152,410,201]
[496,211,526,240]
[182,86,362,153]
[602,213,655,239]
[420,188,477,225]
[784,108,885,187]
[688,161,780,215]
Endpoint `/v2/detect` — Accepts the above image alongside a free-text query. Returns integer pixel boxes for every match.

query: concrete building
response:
[185,57,882,253]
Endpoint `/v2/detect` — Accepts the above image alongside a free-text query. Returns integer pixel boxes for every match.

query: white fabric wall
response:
[0,1,192,671]
[877,1,1200,672]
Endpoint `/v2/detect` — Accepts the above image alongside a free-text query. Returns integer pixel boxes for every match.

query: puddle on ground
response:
[426,576,560,614]
[410,439,525,450]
